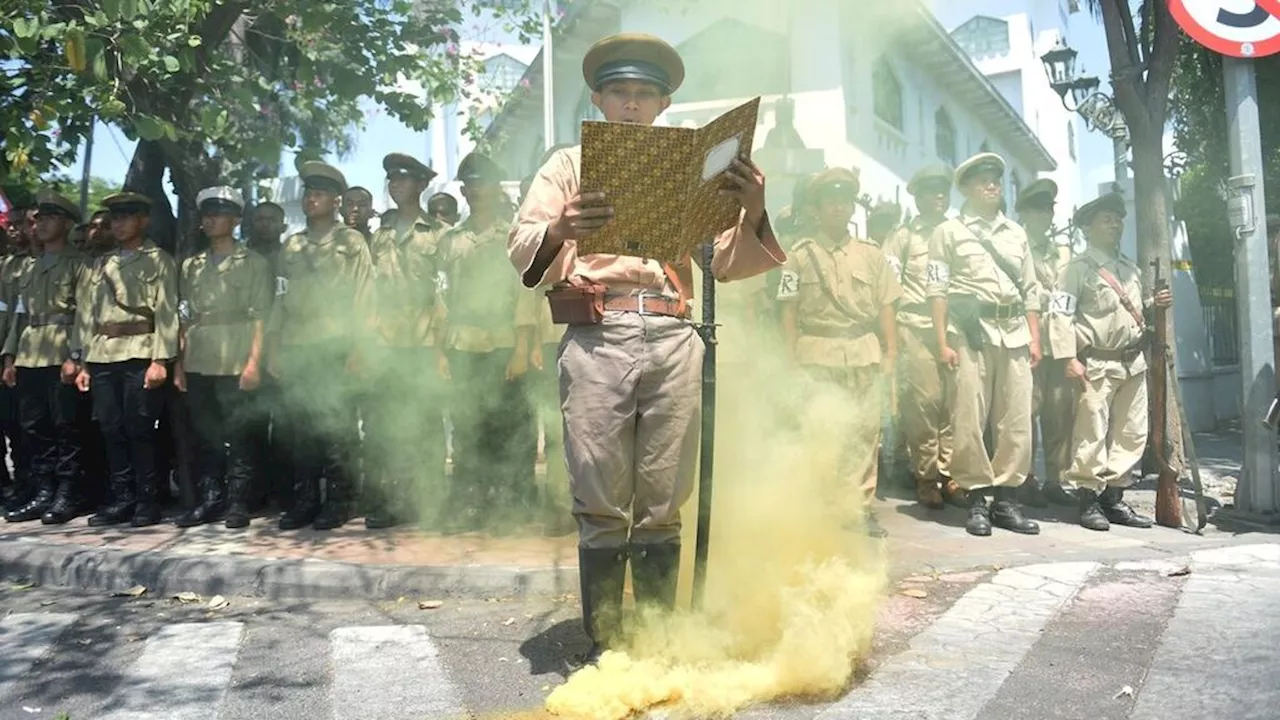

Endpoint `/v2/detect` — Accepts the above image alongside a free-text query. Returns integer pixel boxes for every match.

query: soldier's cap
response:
[1074,192,1127,228]
[954,152,1006,187]
[456,152,505,185]
[36,188,82,223]
[383,153,436,182]
[298,161,347,195]
[907,164,953,196]
[1015,178,1059,211]
[195,186,245,216]
[583,33,684,95]
[102,192,154,216]
[808,167,860,201]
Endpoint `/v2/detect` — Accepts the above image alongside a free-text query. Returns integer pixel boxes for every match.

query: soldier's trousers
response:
[1064,367,1148,492]
[186,374,254,501]
[89,360,164,504]
[446,349,536,522]
[560,314,702,549]
[1032,358,1076,486]
[276,345,358,507]
[244,377,287,507]
[17,367,83,492]
[950,340,1033,491]
[532,343,570,519]
[363,348,447,523]
[803,363,884,511]
[899,327,954,482]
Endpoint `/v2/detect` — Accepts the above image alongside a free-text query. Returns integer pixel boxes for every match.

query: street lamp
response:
[1041,37,1130,182]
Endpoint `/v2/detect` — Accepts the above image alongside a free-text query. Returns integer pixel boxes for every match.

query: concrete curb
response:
[0,537,582,601]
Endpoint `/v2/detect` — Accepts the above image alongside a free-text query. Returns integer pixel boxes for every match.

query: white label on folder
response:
[702,134,741,182]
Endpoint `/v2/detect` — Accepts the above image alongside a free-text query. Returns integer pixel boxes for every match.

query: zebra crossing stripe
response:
[0,613,78,703]
[330,625,466,720]
[818,562,1099,720]
[95,622,245,720]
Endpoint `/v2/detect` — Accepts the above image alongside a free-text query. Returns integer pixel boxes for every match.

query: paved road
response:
[3,543,1279,719]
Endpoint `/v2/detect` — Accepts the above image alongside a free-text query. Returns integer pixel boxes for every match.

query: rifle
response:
[693,241,716,610]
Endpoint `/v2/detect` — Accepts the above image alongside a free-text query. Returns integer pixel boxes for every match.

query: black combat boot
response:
[1018,475,1049,508]
[578,547,629,666]
[278,473,320,530]
[41,478,83,525]
[223,471,252,530]
[1077,489,1111,531]
[966,492,992,537]
[1099,487,1154,528]
[313,475,351,531]
[1043,482,1077,506]
[5,476,55,523]
[175,476,225,528]
[941,477,968,508]
[991,487,1040,535]
[89,472,135,527]
[364,475,402,530]
[630,544,680,612]
[131,469,162,528]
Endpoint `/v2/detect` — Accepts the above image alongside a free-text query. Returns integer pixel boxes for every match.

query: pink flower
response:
[446,43,458,55]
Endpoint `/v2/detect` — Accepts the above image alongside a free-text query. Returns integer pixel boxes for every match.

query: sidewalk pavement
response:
[0,430,1274,602]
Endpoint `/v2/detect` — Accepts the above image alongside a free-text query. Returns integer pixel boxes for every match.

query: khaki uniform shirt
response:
[1050,246,1148,379]
[179,247,273,376]
[5,250,90,368]
[0,254,33,351]
[508,146,785,292]
[1027,231,1073,358]
[369,211,444,349]
[440,217,534,353]
[268,225,373,348]
[883,215,944,331]
[82,241,180,364]
[926,207,1041,349]
[777,235,902,368]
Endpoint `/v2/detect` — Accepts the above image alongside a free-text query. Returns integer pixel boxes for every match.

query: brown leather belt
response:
[194,311,252,326]
[95,321,155,338]
[1081,346,1143,363]
[602,294,686,318]
[28,313,75,328]
[977,302,1026,320]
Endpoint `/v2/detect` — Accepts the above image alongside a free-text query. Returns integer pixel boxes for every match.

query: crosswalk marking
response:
[0,613,77,703]
[95,622,245,720]
[329,625,466,720]
[818,562,1099,720]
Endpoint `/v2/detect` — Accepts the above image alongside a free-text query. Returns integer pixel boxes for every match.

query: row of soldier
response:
[0,150,577,534]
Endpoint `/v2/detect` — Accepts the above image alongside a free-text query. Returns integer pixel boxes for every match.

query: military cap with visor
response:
[907,164,953,197]
[36,188,82,223]
[582,33,685,95]
[1074,191,1127,228]
[456,152,505,185]
[383,153,437,182]
[1015,178,1058,211]
[196,186,245,216]
[954,152,1006,187]
[298,161,348,195]
[102,191,154,216]
[808,167,861,202]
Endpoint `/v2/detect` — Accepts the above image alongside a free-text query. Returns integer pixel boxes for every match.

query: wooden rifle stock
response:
[1150,261,1181,527]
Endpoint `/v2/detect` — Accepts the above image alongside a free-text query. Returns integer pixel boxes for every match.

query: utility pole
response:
[1223,56,1278,515]
[541,0,554,152]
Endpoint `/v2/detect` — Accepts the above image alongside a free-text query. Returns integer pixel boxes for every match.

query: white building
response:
[484,0,1057,232]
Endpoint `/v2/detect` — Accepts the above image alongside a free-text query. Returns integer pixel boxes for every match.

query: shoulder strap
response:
[1082,256,1145,329]
[799,244,861,322]
[970,229,1025,298]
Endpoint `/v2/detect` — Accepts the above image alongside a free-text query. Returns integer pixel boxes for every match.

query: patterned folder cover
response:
[577,97,761,262]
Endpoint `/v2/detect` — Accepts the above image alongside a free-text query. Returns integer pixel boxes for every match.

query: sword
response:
[693,240,717,609]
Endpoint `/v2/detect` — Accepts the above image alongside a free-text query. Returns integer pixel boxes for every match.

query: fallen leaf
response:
[396,596,407,604]
[502,617,516,626]
[76,639,92,647]
[113,585,147,598]
[498,657,509,662]
[1164,565,1191,577]
[173,592,202,603]
[39,600,57,607]
[20,706,40,714]
[11,581,35,591]
[900,588,928,599]
[208,595,230,610]
[1114,685,1134,699]
[418,600,444,610]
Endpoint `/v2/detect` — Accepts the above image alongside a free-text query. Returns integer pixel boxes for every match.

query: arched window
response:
[872,57,903,131]
[935,107,956,166]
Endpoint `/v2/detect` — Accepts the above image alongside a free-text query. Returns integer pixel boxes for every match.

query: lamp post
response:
[1040,37,1130,182]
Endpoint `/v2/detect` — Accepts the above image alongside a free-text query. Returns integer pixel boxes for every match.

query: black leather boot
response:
[941,477,968,508]
[630,544,680,611]
[1099,487,1154,528]
[1077,489,1111,531]
[41,479,82,525]
[1018,475,1049,508]
[278,473,320,530]
[89,472,135,527]
[578,547,629,665]
[1043,482,1077,506]
[991,487,1040,535]
[5,476,55,523]
[966,492,992,537]
[313,475,351,531]
[131,470,162,528]
[175,477,225,528]
[224,471,251,530]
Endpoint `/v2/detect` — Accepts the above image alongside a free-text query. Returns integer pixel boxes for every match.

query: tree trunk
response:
[123,141,177,256]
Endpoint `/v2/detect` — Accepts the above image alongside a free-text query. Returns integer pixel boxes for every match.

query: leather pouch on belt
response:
[545,283,606,325]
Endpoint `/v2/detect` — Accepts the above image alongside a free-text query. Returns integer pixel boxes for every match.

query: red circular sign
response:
[1169,0,1280,57]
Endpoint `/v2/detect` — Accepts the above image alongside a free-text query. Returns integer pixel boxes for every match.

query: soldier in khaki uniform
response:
[777,168,901,536]
[173,187,273,528]
[366,153,447,530]
[0,201,36,515]
[439,152,538,531]
[75,192,180,527]
[268,162,373,531]
[1052,193,1168,531]
[2,190,90,524]
[883,165,962,509]
[1015,179,1077,508]
[242,200,288,507]
[342,186,376,244]
[927,153,1041,537]
[428,193,460,228]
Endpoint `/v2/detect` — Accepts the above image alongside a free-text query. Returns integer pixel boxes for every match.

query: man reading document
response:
[508,33,784,664]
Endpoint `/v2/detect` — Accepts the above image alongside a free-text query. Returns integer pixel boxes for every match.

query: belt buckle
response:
[636,291,654,316]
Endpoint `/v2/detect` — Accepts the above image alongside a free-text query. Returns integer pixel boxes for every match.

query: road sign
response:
[1169,0,1280,57]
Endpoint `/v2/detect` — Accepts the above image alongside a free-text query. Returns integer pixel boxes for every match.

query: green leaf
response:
[133,115,165,141]
[101,0,121,19]
[13,18,37,39]
[119,34,149,65]
[162,55,180,73]
[90,40,108,81]
[162,120,177,142]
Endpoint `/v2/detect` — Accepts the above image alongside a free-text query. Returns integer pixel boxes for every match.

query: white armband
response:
[885,255,903,278]
[275,276,289,297]
[926,261,950,284]
[178,300,193,322]
[0,301,9,312]
[435,270,449,294]
[776,269,800,300]
[14,297,25,315]
[1049,291,1078,316]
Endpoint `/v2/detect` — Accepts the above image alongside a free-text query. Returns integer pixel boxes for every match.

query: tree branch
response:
[1100,0,1154,139]
[1145,0,1180,121]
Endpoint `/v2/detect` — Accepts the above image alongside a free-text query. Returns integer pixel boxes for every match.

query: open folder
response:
[577,97,761,263]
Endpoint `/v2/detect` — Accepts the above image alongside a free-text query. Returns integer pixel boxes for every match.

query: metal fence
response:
[1199,287,1240,367]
